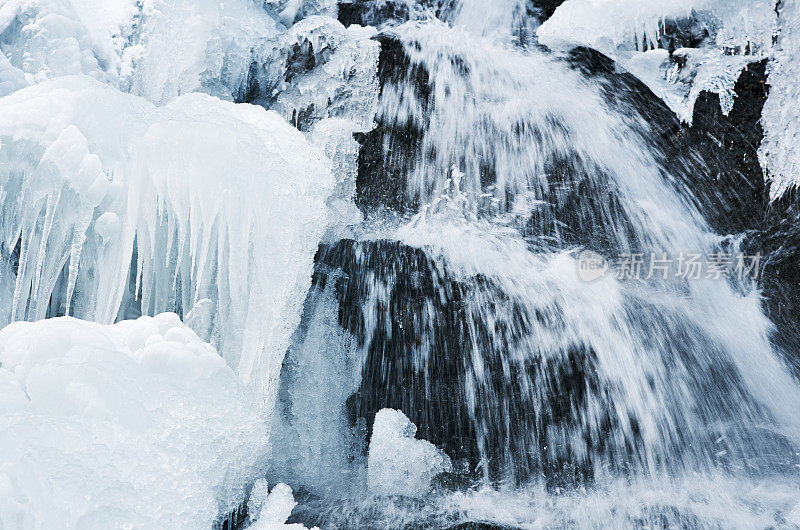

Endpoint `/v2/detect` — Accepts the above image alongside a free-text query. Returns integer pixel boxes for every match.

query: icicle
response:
[30,190,61,302]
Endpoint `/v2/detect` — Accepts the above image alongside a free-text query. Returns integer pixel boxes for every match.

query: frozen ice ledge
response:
[0,76,335,408]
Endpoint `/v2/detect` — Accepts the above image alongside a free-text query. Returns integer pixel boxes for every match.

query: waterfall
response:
[274,0,800,525]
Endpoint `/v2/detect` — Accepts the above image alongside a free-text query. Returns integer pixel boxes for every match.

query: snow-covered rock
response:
[270,16,380,131]
[367,408,452,497]
[0,314,269,529]
[760,0,800,200]
[538,0,776,123]
[0,75,335,408]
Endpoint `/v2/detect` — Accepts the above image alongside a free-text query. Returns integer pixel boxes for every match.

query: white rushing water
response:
[274,0,800,527]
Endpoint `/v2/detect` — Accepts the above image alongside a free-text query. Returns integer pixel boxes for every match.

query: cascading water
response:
[273,0,800,526]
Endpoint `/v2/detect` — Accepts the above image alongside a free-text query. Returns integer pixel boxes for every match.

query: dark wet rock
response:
[337,0,456,27]
[355,34,428,213]
[657,16,714,52]
[341,24,800,489]
[688,59,771,235]
[311,237,765,487]
[445,523,521,530]
[566,47,800,371]
[742,198,800,374]
[338,0,413,27]
[681,57,800,372]
[531,0,566,21]
[564,47,771,236]
[313,238,603,487]
[316,239,479,471]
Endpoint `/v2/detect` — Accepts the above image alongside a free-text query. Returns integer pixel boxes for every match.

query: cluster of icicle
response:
[0,0,379,410]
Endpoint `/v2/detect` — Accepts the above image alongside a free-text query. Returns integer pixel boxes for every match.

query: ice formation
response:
[0,51,27,96]
[268,16,380,130]
[367,408,452,497]
[0,76,335,407]
[0,314,269,529]
[129,0,282,103]
[0,0,141,85]
[246,479,318,529]
[538,0,777,123]
[760,0,800,199]
[0,0,284,103]
[268,281,364,497]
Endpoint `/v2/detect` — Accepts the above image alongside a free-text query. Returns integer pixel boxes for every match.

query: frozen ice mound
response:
[367,408,452,497]
[130,0,282,104]
[0,0,282,103]
[246,479,318,529]
[0,314,269,529]
[0,75,335,407]
[537,0,777,123]
[269,16,380,131]
[0,0,140,85]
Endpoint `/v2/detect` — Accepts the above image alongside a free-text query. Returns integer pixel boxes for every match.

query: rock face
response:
[689,60,771,235]
[354,34,428,213]
[563,47,773,235]
[314,239,480,473]
[337,0,414,27]
[564,45,800,376]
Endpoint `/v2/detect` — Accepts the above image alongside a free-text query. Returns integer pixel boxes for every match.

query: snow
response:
[537,0,777,123]
[538,0,714,52]
[0,50,27,96]
[0,75,335,408]
[0,0,140,85]
[367,408,452,497]
[759,0,800,199]
[538,0,774,54]
[0,314,269,529]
